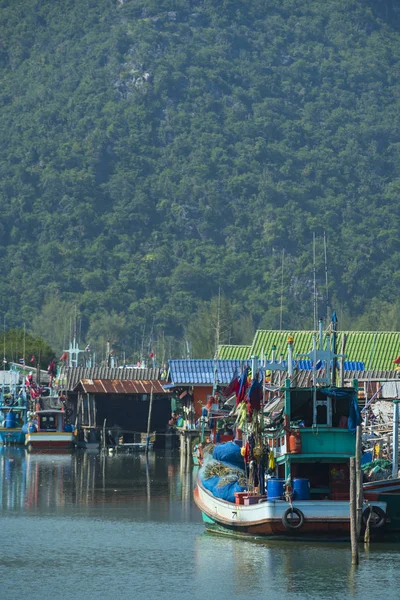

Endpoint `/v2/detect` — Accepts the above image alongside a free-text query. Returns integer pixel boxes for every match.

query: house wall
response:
[92,394,172,433]
[192,385,213,419]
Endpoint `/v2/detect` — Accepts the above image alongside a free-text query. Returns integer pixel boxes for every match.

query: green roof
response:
[249,330,400,371]
[218,345,251,360]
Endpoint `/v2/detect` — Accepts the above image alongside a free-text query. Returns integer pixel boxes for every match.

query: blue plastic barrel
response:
[267,478,285,500]
[5,412,16,428]
[293,478,310,500]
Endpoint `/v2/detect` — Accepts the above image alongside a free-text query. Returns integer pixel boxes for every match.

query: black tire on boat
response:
[362,505,386,529]
[282,507,305,530]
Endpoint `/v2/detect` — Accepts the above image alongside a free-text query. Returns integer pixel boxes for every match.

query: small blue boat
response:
[0,369,28,445]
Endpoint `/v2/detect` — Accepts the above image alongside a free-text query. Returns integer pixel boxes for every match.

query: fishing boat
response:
[194,316,388,541]
[25,409,75,451]
[0,369,28,445]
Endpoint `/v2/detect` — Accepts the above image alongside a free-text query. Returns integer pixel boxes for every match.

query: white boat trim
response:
[197,481,387,524]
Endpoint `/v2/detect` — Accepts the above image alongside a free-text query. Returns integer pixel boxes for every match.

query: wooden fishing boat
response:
[194,317,390,541]
[25,409,75,451]
[194,480,386,540]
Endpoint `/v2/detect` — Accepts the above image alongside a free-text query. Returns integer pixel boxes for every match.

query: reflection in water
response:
[0,447,199,521]
[1,448,400,600]
[194,533,399,600]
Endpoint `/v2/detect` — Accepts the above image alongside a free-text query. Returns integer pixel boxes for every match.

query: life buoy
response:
[282,507,305,530]
[362,505,386,529]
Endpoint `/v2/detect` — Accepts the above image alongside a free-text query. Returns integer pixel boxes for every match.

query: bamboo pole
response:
[350,457,359,565]
[102,418,106,451]
[356,425,363,538]
[145,384,154,455]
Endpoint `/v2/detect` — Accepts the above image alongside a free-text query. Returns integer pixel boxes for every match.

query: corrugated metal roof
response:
[168,359,243,385]
[75,379,168,395]
[381,382,400,399]
[218,345,251,360]
[59,366,164,391]
[250,330,400,371]
[269,369,400,388]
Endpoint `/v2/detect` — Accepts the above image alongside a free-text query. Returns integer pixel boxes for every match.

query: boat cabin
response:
[264,381,358,501]
[36,410,66,432]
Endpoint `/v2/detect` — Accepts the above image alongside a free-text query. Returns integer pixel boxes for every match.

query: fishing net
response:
[199,455,247,502]
[362,458,392,481]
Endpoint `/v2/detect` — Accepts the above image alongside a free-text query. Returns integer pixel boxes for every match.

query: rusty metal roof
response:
[74,379,168,395]
[59,366,165,391]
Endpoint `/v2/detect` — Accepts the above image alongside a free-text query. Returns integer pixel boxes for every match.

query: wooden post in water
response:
[145,384,154,455]
[356,425,363,538]
[102,418,107,451]
[350,457,359,565]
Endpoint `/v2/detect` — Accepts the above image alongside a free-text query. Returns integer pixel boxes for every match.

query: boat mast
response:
[324,231,330,324]
[279,249,285,332]
[2,316,5,399]
[313,232,317,332]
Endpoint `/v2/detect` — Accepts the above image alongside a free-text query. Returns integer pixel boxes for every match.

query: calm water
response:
[0,448,399,600]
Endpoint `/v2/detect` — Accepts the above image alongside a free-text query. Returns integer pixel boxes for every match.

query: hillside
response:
[1,0,400,359]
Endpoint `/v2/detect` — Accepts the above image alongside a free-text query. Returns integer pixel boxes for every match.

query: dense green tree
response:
[2,328,54,369]
[1,0,400,360]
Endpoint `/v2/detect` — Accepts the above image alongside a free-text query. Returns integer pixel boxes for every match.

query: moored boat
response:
[194,478,387,540]
[0,370,29,445]
[194,315,391,541]
[25,409,75,451]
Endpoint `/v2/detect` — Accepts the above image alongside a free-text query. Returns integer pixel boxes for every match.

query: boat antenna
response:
[140,322,146,364]
[279,249,285,332]
[324,231,329,324]
[23,322,26,390]
[2,315,5,395]
[313,232,317,331]
[213,288,221,396]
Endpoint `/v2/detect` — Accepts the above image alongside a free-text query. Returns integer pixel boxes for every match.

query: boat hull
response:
[194,482,387,541]
[25,432,75,450]
[0,428,25,445]
[364,478,400,497]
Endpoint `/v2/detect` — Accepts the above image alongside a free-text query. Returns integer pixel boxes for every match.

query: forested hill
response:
[1,0,400,359]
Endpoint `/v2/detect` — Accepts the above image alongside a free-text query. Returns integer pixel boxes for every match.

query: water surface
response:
[0,448,399,600]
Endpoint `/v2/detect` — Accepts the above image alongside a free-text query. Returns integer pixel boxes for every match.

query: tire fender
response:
[282,507,305,530]
[362,505,386,529]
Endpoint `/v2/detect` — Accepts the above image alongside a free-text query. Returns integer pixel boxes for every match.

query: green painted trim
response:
[277,454,352,464]
[202,513,215,524]
[284,378,291,416]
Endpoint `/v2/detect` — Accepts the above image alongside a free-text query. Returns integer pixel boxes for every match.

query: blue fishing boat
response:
[0,368,28,445]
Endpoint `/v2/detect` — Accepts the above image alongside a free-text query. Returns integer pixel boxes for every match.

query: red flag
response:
[222,369,239,398]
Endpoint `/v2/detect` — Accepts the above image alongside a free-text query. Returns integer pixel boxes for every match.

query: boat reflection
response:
[0,449,201,522]
[194,532,361,599]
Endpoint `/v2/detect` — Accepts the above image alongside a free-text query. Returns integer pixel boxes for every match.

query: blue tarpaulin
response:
[213,441,245,469]
[202,475,246,503]
[320,387,362,433]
